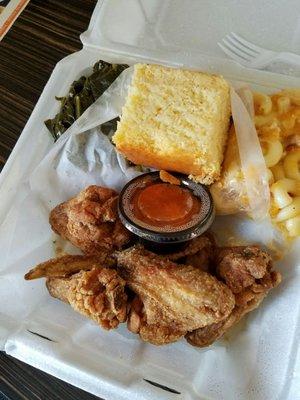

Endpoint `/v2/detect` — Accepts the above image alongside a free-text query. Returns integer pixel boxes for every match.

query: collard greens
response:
[44,61,128,141]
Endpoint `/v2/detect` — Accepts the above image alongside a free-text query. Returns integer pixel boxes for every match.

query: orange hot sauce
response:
[131,183,201,228]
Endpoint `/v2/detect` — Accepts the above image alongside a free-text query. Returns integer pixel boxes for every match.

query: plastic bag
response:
[211,85,270,220]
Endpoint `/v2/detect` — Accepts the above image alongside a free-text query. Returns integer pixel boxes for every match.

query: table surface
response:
[0,1,103,399]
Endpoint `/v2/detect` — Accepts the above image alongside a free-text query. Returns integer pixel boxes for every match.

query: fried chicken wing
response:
[24,254,115,280]
[25,255,127,330]
[49,185,132,256]
[186,246,281,347]
[116,246,235,344]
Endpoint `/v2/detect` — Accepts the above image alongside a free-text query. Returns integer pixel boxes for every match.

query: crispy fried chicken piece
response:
[165,234,216,261]
[185,310,240,347]
[116,246,235,345]
[47,268,127,329]
[186,246,281,347]
[24,254,115,280]
[164,234,216,273]
[49,185,132,256]
[127,296,186,345]
[183,234,216,273]
[216,246,273,293]
[25,255,127,330]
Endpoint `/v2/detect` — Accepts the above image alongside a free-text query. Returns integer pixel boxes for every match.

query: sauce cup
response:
[118,171,215,244]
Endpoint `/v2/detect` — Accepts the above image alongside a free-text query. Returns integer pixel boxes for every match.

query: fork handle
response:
[273,52,300,75]
[276,52,300,68]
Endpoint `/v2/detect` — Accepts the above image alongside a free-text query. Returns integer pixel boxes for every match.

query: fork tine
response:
[222,39,252,61]
[230,32,264,54]
[218,42,249,65]
[225,34,258,57]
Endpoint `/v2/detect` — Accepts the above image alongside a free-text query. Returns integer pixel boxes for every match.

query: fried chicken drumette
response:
[185,246,281,347]
[25,255,127,330]
[116,246,235,345]
[49,185,131,256]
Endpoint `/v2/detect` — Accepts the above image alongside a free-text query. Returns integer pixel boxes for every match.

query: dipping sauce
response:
[133,183,201,227]
[118,172,214,243]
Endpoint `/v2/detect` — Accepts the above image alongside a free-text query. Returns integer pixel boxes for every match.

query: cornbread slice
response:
[113,64,231,184]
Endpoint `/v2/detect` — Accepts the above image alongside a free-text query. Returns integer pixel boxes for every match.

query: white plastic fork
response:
[218,32,300,70]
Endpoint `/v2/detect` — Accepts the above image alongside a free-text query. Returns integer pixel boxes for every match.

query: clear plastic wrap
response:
[211,86,270,220]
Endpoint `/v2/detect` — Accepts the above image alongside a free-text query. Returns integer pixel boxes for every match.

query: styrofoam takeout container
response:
[0,1,300,399]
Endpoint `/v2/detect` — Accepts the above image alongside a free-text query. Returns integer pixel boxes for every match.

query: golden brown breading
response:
[25,254,127,330]
[127,296,185,345]
[49,186,132,255]
[186,308,242,347]
[186,246,281,347]
[165,234,216,261]
[46,277,71,303]
[163,234,216,273]
[116,246,235,344]
[46,267,127,330]
[24,254,114,280]
[216,246,273,293]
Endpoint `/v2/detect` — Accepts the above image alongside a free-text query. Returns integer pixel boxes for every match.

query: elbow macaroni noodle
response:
[262,139,283,167]
[283,149,300,180]
[271,179,300,208]
[253,89,300,237]
[276,197,300,222]
[277,96,291,115]
[271,162,285,181]
[286,216,300,236]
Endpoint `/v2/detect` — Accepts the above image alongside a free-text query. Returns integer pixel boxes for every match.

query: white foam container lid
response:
[1,1,300,399]
[82,0,300,79]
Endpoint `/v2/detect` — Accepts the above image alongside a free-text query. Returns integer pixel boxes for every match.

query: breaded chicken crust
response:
[49,185,131,255]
